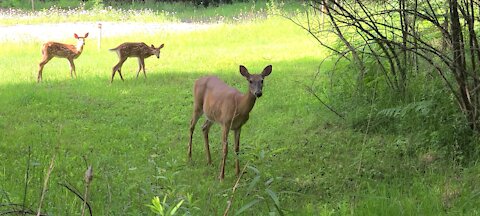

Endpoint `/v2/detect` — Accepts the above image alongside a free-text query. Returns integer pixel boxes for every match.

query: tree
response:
[289,0,480,147]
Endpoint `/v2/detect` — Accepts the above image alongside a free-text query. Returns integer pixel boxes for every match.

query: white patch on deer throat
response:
[76,40,84,51]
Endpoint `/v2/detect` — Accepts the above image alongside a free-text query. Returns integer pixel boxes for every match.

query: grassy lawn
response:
[1,1,480,215]
[0,15,325,215]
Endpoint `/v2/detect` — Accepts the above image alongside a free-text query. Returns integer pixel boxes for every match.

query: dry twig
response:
[223,162,249,216]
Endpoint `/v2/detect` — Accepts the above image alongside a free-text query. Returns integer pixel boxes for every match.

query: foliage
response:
[233,165,285,215]
[147,196,185,216]
[285,0,480,160]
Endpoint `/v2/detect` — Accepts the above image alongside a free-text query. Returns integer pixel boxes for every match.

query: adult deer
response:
[109,42,164,83]
[37,33,89,82]
[188,65,273,180]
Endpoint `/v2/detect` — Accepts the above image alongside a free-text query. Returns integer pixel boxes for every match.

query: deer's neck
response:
[237,90,257,116]
[75,41,84,54]
[147,48,156,57]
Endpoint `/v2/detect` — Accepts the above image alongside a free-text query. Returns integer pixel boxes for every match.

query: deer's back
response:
[194,76,242,125]
[43,42,79,59]
[112,42,151,58]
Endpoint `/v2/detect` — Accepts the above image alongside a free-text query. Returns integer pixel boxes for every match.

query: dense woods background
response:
[278,0,480,162]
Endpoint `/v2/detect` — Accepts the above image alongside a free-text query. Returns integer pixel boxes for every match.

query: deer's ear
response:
[240,65,250,78]
[159,44,164,49]
[84,32,89,38]
[261,65,272,77]
[74,33,79,39]
[151,44,155,48]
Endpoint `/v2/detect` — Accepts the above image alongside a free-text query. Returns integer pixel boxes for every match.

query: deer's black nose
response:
[255,92,262,98]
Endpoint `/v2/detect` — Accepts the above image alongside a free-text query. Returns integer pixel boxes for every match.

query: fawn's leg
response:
[136,57,142,79]
[140,58,147,78]
[111,58,127,83]
[118,69,125,81]
[38,55,53,83]
[68,58,76,78]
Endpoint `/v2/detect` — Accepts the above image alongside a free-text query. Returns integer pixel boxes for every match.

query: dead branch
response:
[59,182,93,216]
[223,162,249,216]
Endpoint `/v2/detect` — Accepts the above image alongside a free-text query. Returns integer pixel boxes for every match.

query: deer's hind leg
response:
[188,101,204,161]
[201,120,213,165]
[38,55,53,83]
[111,57,127,83]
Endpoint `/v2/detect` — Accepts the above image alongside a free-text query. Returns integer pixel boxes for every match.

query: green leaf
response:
[264,178,274,186]
[265,189,284,216]
[246,175,261,195]
[169,199,184,216]
[265,189,280,207]
[248,165,260,175]
[147,196,165,215]
[234,199,262,216]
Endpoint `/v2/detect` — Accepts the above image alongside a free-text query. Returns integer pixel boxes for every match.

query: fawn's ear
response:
[84,32,89,38]
[74,33,79,39]
[261,65,272,77]
[151,44,155,48]
[240,65,250,78]
[159,44,164,49]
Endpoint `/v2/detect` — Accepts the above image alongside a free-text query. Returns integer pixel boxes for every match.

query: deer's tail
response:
[109,48,121,58]
[41,43,48,55]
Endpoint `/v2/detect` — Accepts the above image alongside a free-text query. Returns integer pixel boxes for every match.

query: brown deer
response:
[188,65,273,180]
[109,42,165,83]
[37,33,89,82]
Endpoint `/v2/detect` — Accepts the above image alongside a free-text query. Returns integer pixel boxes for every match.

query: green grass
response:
[1,3,480,216]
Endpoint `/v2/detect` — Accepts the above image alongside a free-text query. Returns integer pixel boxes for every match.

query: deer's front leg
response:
[136,57,142,78]
[68,58,76,78]
[140,58,146,78]
[234,129,241,176]
[219,126,229,181]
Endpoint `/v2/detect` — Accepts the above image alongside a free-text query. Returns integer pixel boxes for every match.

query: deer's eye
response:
[249,80,252,84]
